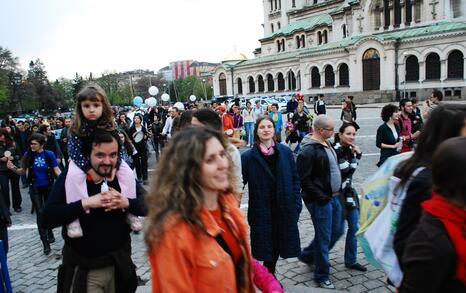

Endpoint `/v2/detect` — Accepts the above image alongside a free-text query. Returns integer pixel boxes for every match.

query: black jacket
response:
[394,167,432,263]
[297,136,335,204]
[399,212,465,293]
[376,123,400,167]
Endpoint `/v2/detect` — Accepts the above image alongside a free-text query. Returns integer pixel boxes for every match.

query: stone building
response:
[214,0,466,103]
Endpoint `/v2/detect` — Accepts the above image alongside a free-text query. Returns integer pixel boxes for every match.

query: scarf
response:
[422,192,466,285]
[259,141,275,156]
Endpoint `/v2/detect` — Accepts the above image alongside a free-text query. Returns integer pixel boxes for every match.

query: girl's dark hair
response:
[380,104,399,122]
[178,110,193,130]
[0,128,14,148]
[394,104,466,189]
[82,129,121,158]
[334,123,356,144]
[133,113,144,124]
[118,130,135,155]
[253,116,275,145]
[71,84,116,137]
[38,124,49,134]
[431,136,466,206]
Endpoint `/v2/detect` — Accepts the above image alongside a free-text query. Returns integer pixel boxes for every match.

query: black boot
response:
[43,241,51,255]
[47,230,55,243]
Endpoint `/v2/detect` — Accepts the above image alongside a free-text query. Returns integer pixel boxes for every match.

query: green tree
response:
[72,73,85,97]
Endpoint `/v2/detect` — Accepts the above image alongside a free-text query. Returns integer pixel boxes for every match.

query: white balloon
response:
[189,95,196,102]
[148,86,159,96]
[161,93,170,102]
[147,97,157,107]
[174,102,185,111]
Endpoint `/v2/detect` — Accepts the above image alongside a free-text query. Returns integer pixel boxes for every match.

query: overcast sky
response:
[0,0,264,79]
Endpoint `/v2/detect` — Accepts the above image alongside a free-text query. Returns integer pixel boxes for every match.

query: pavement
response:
[5,105,410,292]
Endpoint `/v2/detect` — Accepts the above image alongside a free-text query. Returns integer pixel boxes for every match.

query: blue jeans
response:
[300,196,344,282]
[244,122,254,146]
[344,208,360,266]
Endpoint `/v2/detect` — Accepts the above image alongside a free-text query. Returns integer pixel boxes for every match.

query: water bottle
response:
[101,179,109,192]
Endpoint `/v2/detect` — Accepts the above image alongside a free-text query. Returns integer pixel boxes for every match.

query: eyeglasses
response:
[320,127,334,132]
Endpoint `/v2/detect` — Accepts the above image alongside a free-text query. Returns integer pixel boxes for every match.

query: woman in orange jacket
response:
[145,127,283,293]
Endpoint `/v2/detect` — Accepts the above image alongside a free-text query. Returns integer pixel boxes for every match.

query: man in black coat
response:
[43,130,146,293]
[296,115,343,289]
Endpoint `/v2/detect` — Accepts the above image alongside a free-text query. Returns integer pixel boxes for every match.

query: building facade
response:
[214,0,466,103]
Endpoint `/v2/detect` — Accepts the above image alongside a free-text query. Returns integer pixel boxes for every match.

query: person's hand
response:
[103,188,129,211]
[6,160,15,169]
[352,144,361,154]
[394,141,402,149]
[0,157,8,162]
[82,193,105,210]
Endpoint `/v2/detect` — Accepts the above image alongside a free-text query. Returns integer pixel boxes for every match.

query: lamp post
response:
[202,79,208,101]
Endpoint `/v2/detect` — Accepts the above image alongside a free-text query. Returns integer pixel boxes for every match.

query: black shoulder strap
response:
[214,234,233,258]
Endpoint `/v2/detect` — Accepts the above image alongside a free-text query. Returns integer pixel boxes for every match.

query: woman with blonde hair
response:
[146,127,283,293]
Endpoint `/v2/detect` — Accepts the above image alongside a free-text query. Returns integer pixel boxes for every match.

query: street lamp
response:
[202,79,208,101]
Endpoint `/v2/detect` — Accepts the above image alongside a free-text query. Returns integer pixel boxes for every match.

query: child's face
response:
[81,99,103,121]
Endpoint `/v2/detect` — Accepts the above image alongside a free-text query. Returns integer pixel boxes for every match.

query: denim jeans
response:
[294,130,307,153]
[344,208,360,266]
[244,122,254,146]
[300,196,344,282]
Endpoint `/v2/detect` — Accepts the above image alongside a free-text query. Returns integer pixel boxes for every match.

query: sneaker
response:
[346,263,367,272]
[127,214,143,231]
[318,280,335,289]
[67,220,83,238]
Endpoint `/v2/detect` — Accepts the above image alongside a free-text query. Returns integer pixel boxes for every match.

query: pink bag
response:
[251,258,284,293]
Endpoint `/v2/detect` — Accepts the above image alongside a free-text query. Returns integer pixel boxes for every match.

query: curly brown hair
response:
[71,84,115,137]
[144,126,234,251]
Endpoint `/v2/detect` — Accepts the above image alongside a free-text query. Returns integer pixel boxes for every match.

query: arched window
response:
[301,35,306,48]
[425,53,440,80]
[281,39,285,52]
[271,23,274,33]
[342,24,347,38]
[452,0,463,17]
[248,76,255,93]
[278,22,281,29]
[277,73,285,91]
[277,40,281,52]
[288,71,296,90]
[447,50,464,79]
[405,55,419,82]
[266,74,274,92]
[296,35,301,48]
[318,31,322,45]
[339,63,349,86]
[323,30,328,43]
[324,65,335,87]
[292,0,296,8]
[219,73,227,95]
[311,67,321,88]
[237,78,243,94]
[258,75,265,92]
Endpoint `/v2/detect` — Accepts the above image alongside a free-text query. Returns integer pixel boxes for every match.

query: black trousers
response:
[29,185,54,243]
[132,147,148,181]
[0,170,22,210]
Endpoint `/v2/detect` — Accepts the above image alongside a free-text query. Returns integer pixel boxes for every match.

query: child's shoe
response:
[67,219,83,238]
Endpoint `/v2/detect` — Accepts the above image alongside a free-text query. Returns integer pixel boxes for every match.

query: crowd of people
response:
[0,84,464,293]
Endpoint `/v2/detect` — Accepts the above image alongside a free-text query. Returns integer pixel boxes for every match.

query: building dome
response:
[223,50,248,62]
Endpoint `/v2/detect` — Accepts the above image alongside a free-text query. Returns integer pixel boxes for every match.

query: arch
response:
[339,63,349,86]
[311,66,321,88]
[236,77,243,94]
[447,50,464,79]
[405,55,419,82]
[219,73,227,95]
[277,72,285,91]
[324,65,335,87]
[287,70,297,90]
[248,76,255,93]
[425,52,440,80]
[258,75,265,92]
[362,48,380,90]
[266,73,275,92]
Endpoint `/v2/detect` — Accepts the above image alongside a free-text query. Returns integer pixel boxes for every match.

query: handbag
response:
[359,167,424,287]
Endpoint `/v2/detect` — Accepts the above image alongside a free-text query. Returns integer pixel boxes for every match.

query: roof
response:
[237,21,466,67]
[261,14,332,41]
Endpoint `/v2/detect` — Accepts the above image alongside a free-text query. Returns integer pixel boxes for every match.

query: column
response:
[400,3,406,28]
[254,79,259,94]
[320,70,325,89]
[410,2,415,25]
[418,61,425,83]
[335,69,340,87]
[274,77,279,92]
[440,59,447,82]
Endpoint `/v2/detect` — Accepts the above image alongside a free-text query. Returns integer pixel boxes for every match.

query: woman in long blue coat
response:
[241,116,302,275]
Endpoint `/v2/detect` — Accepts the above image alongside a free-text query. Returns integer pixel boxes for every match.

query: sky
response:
[0,0,264,80]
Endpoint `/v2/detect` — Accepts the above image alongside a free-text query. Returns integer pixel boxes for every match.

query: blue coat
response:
[241,143,302,261]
